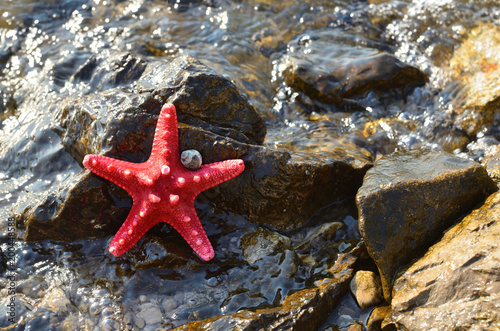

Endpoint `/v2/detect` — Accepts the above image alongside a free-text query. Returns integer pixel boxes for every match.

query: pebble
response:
[137,303,162,325]
[134,315,146,329]
[161,298,177,312]
[180,149,202,170]
[349,270,384,310]
[99,318,121,331]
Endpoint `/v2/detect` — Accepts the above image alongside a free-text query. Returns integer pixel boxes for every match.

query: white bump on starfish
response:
[138,173,153,186]
[192,230,198,236]
[119,238,125,245]
[161,165,170,175]
[196,239,203,246]
[193,175,200,183]
[91,159,98,166]
[170,194,179,205]
[148,194,161,203]
[128,228,133,235]
[177,177,186,187]
[183,216,191,223]
[124,169,131,177]
[139,210,146,218]
[204,173,210,180]
[107,164,113,171]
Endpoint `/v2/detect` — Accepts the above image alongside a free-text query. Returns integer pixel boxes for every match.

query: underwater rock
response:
[391,191,500,330]
[241,227,291,264]
[169,243,364,331]
[278,29,427,112]
[356,149,497,301]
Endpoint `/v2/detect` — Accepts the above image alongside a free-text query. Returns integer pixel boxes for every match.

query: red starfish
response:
[83,104,245,261]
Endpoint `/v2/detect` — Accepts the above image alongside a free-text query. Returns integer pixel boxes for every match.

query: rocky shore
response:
[1,0,500,330]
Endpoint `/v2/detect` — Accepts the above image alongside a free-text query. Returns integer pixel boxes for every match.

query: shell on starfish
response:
[83,103,245,261]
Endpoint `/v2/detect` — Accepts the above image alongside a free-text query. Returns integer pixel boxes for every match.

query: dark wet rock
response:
[170,243,364,331]
[19,52,371,243]
[230,145,370,230]
[391,191,500,330]
[23,173,128,242]
[356,149,497,301]
[17,53,262,241]
[136,55,266,145]
[349,270,383,310]
[277,29,427,112]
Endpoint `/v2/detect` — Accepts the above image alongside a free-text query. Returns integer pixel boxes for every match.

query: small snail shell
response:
[181,149,202,170]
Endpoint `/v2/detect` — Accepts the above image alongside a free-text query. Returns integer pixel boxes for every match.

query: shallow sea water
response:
[1,0,500,329]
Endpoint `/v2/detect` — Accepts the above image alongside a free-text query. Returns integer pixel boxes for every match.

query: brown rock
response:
[356,149,497,301]
[366,306,392,331]
[392,191,500,331]
[449,23,500,137]
[346,324,363,331]
[350,270,383,310]
[482,145,500,184]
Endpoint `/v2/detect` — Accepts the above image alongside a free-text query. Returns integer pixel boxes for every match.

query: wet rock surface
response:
[349,270,383,311]
[449,23,500,138]
[170,243,364,331]
[2,0,500,330]
[356,149,497,300]
[277,29,427,113]
[366,306,394,331]
[392,191,500,331]
[18,53,371,242]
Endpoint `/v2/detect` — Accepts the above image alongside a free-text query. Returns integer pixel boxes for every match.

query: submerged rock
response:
[356,149,497,300]
[392,191,500,330]
[241,227,291,264]
[277,29,427,112]
[170,243,364,331]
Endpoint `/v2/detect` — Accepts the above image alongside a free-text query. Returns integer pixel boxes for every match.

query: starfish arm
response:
[108,202,160,256]
[150,103,179,163]
[167,206,215,261]
[190,159,245,194]
[83,154,147,195]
